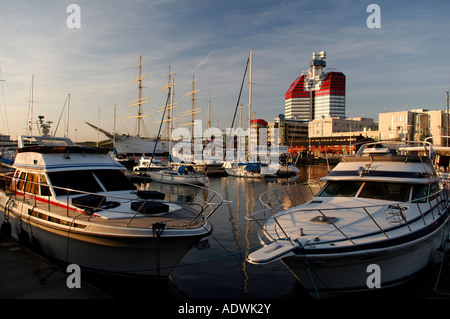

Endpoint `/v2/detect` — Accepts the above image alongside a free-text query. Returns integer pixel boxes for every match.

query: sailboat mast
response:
[248,51,253,129]
[27,74,35,135]
[113,104,116,151]
[169,77,175,161]
[208,89,211,129]
[137,55,143,137]
[66,93,70,138]
[191,73,194,139]
[162,65,174,140]
[248,51,253,159]
[184,73,200,141]
[127,55,149,137]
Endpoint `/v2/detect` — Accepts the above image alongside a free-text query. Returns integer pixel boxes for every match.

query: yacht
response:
[170,160,226,176]
[132,156,167,175]
[272,162,300,177]
[0,124,223,277]
[247,141,450,298]
[224,161,277,178]
[148,165,209,186]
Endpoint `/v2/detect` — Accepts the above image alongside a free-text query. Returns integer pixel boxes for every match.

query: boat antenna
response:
[26,74,38,135]
[53,94,70,137]
[0,66,9,135]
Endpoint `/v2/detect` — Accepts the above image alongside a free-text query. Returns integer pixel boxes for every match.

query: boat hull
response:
[276,165,300,176]
[0,198,210,277]
[281,219,450,298]
[114,136,169,156]
[225,168,263,178]
[148,171,208,185]
[224,165,277,178]
[170,162,226,176]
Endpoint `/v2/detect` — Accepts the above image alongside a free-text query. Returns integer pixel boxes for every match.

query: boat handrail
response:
[1,173,224,229]
[356,140,434,156]
[249,182,448,244]
[258,181,326,212]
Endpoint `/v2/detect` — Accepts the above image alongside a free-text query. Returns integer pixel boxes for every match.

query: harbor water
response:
[168,165,327,299]
[82,164,449,300]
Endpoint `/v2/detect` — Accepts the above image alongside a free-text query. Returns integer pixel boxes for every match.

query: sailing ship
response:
[147,77,209,186]
[168,73,225,176]
[86,56,169,158]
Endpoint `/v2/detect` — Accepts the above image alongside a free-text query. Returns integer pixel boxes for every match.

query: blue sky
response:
[0,0,450,141]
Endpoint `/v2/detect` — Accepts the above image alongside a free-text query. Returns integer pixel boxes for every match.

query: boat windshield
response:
[319,181,363,197]
[359,182,410,201]
[48,169,136,196]
[319,181,411,202]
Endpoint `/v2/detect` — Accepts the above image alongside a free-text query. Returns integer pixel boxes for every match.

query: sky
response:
[0,0,450,142]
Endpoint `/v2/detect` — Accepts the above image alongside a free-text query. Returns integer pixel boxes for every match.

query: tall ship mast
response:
[181,72,202,141]
[125,55,150,137]
[158,65,178,140]
[85,56,169,158]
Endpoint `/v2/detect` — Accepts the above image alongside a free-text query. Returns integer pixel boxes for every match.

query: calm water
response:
[84,164,446,300]
[167,165,330,299]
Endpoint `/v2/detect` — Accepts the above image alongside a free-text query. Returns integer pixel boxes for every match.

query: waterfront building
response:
[378,108,449,145]
[285,51,346,121]
[308,117,378,139]
[268,116,308,146]
[249,119,268,153]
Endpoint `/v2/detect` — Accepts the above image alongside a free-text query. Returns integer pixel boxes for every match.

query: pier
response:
[0,233,108,299]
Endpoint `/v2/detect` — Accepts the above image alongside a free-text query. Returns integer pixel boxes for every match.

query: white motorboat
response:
[224,161,277,178]
[148,165,209,186]
[0,127,223,277]
[132,156,167,175]
[272,162,300,177]
[170,161,226,176]
[247,141,450,298]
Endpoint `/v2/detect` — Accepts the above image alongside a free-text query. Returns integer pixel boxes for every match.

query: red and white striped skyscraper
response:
[285,51,345,120]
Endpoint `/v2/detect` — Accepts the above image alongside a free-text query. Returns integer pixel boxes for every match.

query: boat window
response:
[40,174,51,197]
[21,137,40,147]
[359,182,410,202]
[429,182,440,200]
[39,137,74,146]
[412,184,428,203]
[92,170,136,191]
[318,181,363,197]
[47,171,104,196]
[16,172,26,191]
[24,173,39,195]
[47,169,135,196]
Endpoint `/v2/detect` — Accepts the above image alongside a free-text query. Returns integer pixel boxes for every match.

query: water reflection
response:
[85,164,447,299]
[168,165,330,299]
[82,165,330,299]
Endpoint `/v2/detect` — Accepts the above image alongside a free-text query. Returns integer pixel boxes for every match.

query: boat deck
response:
[7,192,205,230]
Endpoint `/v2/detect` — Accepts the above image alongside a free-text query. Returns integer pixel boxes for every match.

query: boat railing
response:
[0,173,224,229]
[248,182,448,244]
[259,181,326,213]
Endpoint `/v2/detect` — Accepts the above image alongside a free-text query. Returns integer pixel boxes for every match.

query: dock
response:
[0,233,109,299]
